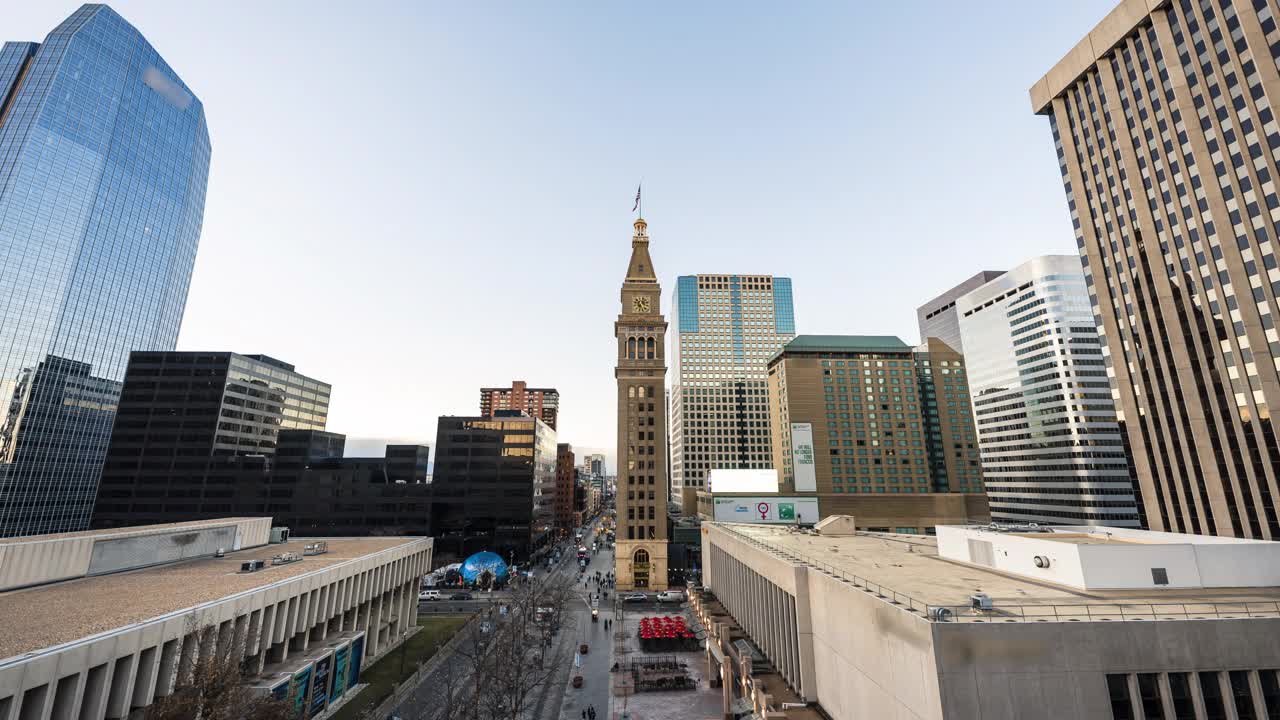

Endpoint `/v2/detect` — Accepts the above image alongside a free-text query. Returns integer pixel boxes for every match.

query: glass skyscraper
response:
[0,5,211,537]
[668,274,796,515]
[957,256,1141,527]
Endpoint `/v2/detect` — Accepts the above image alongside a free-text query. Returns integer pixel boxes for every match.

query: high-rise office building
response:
[917,270,1005,354]
[1033,0,1280,538]
[738,335,988,532]
[0,5,211,537]
[956,256,1142,527]
[668,274,796,515]
[92,352,331,527]
[614,217,669,590]
[430,413,557,562]
[581,453,606,477]
[479,380,559,430]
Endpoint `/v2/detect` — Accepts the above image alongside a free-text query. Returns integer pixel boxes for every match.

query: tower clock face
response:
[632,296,651,313]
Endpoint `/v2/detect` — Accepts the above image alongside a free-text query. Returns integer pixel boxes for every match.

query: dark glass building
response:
[429,413,557,564]
[0,5,211,536]
[91,352,333,527]
[92,427,432,535]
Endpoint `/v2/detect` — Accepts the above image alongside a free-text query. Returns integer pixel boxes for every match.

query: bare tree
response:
[145,615,297,720]
[431,574,578,720]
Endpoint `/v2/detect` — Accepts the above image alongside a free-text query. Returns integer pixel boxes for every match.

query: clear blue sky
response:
[6,1,1118,468]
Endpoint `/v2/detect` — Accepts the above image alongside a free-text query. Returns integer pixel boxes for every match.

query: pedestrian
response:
[581,710,586,720]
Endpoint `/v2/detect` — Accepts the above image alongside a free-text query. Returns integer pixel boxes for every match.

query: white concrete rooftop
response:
[713,523,1280,622]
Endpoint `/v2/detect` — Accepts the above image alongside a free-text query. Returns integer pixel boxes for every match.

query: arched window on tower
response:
[627,337,637,359]
[646,337,656,359]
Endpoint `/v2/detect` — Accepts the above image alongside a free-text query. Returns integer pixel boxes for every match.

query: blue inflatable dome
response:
[459,551,509,584]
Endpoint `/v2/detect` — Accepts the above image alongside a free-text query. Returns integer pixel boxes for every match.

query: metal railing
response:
[714,525,1280,624]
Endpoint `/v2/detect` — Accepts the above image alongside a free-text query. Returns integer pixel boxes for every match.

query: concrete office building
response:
[582,453,606,477]
[669,274,796,515]
[695,520,1280,720]
[614,217,670,590]
[0,5,212,538]
[1033,0,1280,539]
[956,256,1142,527]
[917,270,1005,354]
[0,518,431,720]
[479,380,559,430]
[720,335,987,533]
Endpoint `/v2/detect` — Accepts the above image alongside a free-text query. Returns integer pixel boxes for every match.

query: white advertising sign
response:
[707,468,778,494]
[790,422,817,492]
[712,496,820,525]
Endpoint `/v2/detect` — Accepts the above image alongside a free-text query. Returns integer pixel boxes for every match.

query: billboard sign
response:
[712,496,819,525]
[790,423,817,491]
[707,468,778,494]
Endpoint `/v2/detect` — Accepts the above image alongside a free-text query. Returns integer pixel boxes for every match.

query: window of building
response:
[1107,675,1135,720]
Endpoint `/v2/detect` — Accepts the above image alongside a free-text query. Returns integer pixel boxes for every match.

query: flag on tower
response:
[632,184,641,213]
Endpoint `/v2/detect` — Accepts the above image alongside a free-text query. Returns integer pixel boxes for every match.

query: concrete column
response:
[104,654,136,719]
[721,663,733,720]
[1247,671,1269,720]
[791,564,816,701]
[49,673,80,720]
[84,663,111,719]
[368,594,383,657]
[130,645,159,710]
[297,593,312,652]
[15,682,50,720]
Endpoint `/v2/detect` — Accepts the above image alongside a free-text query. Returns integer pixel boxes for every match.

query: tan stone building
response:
[614,217,669,590]
[1032,0,1280,539]
[702,335,987,532]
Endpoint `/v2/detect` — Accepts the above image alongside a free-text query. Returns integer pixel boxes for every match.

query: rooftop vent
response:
[970,593,993,611]
[240,559,266,573]
[303,541,328,556]
[271,552,301,566]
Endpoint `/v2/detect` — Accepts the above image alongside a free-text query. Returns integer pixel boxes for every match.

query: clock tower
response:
[614,216,669,590]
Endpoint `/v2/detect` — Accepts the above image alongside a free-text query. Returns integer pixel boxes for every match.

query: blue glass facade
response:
[676,275,698,333]
[773,278,795,334]
[0,5,210,537]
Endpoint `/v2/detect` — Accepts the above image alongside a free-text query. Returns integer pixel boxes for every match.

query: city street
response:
[388,517,611,720]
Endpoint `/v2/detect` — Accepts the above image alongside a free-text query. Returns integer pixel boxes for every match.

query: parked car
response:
[419,590,441,601]
[656,590,685,603]
[622,593,648,603]
[450,592,473,600]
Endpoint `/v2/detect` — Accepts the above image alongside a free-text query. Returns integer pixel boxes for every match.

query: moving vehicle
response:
[450,592,473,600]
[656,590,685,603]
[622,593,648,603]
[419,590,441,601]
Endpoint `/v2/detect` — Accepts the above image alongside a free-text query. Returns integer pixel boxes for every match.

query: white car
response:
[419,590,441,601]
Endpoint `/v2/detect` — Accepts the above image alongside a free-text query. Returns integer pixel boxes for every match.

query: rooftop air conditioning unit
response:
[970,593,993,611]
[929,607,954,622]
